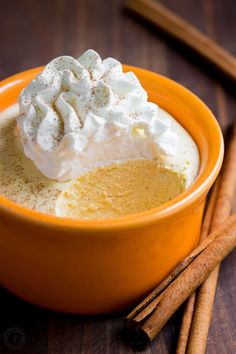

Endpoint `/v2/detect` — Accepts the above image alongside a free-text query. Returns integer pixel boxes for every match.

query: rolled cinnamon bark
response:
[185,121,236,353]
[176,180,219,354]
[126,0,236,82]
[127,212,236,341]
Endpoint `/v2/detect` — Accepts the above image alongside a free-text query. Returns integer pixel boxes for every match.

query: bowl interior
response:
[0,65,224,230]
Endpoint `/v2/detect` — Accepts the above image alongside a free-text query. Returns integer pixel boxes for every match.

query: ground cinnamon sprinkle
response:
[0,105,67,214]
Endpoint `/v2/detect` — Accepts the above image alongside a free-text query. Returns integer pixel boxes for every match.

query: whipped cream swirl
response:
[17,50,178,181]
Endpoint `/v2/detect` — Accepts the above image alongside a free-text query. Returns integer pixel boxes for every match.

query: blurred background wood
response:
[0,0,235,353]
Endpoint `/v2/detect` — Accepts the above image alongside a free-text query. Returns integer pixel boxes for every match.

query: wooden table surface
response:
[0,0,236,353]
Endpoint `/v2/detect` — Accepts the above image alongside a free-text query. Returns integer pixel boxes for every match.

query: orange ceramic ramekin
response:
[0,66,223,314]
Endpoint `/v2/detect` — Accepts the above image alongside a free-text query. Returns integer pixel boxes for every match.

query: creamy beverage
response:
[0,50,200,219]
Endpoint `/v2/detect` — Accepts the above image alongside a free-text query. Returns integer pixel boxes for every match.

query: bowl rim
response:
[0,65,224,232]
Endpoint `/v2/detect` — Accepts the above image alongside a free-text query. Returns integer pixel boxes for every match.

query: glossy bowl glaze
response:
[0,66,224,314]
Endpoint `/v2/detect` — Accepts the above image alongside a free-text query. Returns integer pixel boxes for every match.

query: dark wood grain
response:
[0,0,236,353]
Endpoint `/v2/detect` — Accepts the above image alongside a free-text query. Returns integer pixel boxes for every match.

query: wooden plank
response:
[0,0,235,353]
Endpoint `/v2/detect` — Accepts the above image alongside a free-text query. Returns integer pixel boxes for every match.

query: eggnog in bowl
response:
[0,50,199,219]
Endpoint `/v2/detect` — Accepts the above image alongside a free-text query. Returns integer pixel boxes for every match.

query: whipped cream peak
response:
[17,49,179,181]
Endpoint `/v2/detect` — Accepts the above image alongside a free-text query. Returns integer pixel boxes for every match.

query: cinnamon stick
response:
[176,180,219,354]
[185,121,236,353]
[176,293,196,354]
[126,0,236,82]
[127,212,236,341]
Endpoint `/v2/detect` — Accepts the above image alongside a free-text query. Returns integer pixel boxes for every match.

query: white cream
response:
[17,49,199,186]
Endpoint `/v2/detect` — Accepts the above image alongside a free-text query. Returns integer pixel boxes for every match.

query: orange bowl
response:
[0,66,223,314]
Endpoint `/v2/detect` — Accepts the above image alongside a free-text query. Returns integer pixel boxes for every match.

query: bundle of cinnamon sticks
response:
[125,1,236,352]
[126,119,236,351]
